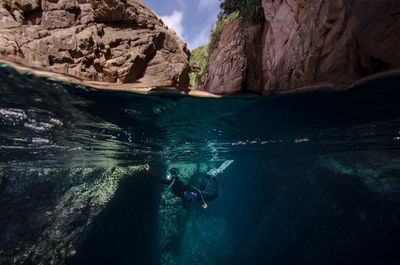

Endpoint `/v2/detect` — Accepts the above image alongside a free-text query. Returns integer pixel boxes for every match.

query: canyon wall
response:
[0,0,190,89]
[202,0,400,94]
[201,18,247,94]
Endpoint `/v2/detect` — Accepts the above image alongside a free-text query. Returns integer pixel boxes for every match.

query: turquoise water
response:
[0,64,400,264]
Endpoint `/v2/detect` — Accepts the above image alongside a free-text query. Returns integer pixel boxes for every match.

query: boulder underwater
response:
[0,165,155,265]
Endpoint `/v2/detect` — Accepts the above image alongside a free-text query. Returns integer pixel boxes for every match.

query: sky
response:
[143,0,221,50]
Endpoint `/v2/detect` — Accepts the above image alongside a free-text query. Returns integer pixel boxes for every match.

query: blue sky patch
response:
[143,0,221,50]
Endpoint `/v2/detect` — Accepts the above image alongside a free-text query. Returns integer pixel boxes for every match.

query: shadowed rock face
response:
[202,0,400,94]
[0,165,153,265]
[0,0,190,89]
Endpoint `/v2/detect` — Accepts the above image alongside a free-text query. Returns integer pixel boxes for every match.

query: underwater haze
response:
[0,64,400,265]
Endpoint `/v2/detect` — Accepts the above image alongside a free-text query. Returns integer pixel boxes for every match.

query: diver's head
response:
[167,167,179,181]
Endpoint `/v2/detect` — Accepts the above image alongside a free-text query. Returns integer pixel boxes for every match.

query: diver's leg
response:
[201,179,218,201]
[199,174,211,190]
[201,190,217,201]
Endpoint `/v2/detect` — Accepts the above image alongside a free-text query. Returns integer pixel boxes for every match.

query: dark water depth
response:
[0,64,400,265]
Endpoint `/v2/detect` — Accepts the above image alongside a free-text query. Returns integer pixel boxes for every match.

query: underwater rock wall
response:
[202,0,400,94]
[317,152,400,198]
[158,162,221,265]
[219,154,400,265]
[0,165,149,264]
[0,0,190,89]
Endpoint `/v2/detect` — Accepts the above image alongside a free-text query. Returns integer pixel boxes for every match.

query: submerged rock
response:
[0,165,149,264]
[201,0,400,94]
[317,153,400,198]
[158,162,219,265]
[0,0,190,90]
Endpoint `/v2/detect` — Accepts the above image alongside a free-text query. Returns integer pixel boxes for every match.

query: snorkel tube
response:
[167,168,179,188]
[168,175,176,189]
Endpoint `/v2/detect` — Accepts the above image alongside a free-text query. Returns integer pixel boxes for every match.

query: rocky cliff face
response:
[202,0,400,94]
[0,0,190,89]
[201,18,247,94]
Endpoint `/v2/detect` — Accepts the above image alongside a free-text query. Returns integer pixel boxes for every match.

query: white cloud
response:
[187,25,210,50]
[161,10,184,39]
[187,10,221,50]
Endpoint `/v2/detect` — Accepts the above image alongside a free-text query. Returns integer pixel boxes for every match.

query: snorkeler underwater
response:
[1,0,400,264]
[160,160,233,209]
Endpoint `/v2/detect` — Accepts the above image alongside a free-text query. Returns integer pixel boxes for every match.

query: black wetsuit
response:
[160,175,218,203]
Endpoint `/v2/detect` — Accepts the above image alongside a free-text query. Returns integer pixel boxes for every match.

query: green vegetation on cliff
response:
[219,0,261,23]
[189,0,262,89]
[209,12,239,53]
[189,13,238,89]
[189,44,209,89]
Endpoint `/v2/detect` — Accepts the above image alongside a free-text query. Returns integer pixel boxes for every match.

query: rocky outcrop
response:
[201,0,400,94]
[0,0,190,89]
[0,165,150,264]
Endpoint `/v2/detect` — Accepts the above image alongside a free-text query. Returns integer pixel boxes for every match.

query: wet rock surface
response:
[0,0,190,89]
[225,154,400,265]
[202,0,400,94]
[150,154,400,265]
[317,152,400,198]
[157,162,220,265]
[0,165,149,265]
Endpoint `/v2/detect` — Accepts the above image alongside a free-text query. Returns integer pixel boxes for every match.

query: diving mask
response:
[166,172,172,181]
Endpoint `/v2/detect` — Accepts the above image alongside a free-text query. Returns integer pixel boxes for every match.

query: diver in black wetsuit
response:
[160,168,218,209]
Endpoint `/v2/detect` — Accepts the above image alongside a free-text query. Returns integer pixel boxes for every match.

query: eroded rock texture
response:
[0,165,150,264]
[0,0,190,89]
[202,0,400,94]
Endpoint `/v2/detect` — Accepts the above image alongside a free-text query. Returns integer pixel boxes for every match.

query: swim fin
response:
[207,160,234,176]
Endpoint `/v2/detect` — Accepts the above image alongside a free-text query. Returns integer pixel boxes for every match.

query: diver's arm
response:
[186,185,203,199]
[186,184,198,192]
